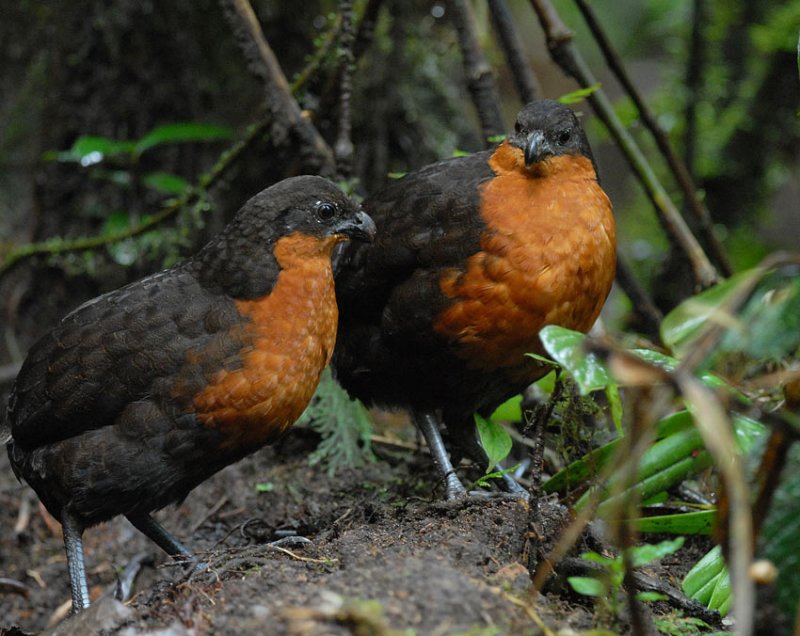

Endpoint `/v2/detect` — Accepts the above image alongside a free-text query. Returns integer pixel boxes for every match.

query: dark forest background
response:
[1,1,799,633]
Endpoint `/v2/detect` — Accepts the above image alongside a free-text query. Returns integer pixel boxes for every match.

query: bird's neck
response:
[490,142,597,180]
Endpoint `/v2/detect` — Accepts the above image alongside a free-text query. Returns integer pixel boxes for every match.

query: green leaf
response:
[134,122,233,156]
[606,382,623,435]
[636,591,667,602]
[255,482,274,493]
[682,545,726,600]
[760,444,800,615]
[630,348,736,394]
[593,451,712,515]
[580,551,613,566]
[539,325,610,394]
[635,510,715,535]
[731,413,767,453]
[568,576,607,597]
[629,537,684,567]
[720,272,800,359]
[472,465,520,489]
[56,135,137,165]
[475,413,512,472]
[558,83,602,104]
[143,171,191,195]
[708,569,731,615]
[660,269,760,358]
[489,394,522,422]
[543,410,694,495]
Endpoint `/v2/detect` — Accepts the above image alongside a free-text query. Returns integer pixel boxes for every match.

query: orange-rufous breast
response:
[434,145,616,375]
[191,233,343,449]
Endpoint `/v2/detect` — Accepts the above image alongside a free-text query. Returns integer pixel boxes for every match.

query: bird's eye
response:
[557,130,572,146]
[315,202,337,222]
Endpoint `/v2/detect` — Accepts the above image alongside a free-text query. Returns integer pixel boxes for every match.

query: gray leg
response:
[412,410,467,500]
[126,513,192,559]
[61,511,91,613]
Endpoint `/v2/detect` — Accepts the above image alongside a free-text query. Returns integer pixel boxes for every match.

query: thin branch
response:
[335,0,356,180]
[684,0,705,180]
[353,0,384,61]
[220,0,335,176]
[614,253,663,339]
[528,0,720,290]
[447,0,505,143]
[488,0,541,104]
[573,0,732,277]
[674,375,754,636]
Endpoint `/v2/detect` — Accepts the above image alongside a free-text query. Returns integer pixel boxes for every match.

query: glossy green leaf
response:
[636,591,667,602]
[635,510,715,535]
[475,413,512,472]
[143,171,191,195]
[57,135,136,164]
[568,576,606,597]
[720,272,800,359]
[708,569,731,616]
[731,413,767,453]
[660,269,760,358]
[489,394,522,422]
[539,325,610,394]
[134,122,233,156]
[760,444,800,615]
[630,348,736,394]
[543,410,695,495]
[630,537,684,567]
[682,545,725,599]
[592,451,712,515]
[558,83,601,104]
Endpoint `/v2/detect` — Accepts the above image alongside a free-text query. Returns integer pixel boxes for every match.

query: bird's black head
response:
[236,175,375,243]
[507,100,595,169]
[192,175,375,298]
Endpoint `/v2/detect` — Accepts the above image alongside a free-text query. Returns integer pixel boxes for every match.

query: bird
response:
[2,175,376,613]
[332,100,616,500]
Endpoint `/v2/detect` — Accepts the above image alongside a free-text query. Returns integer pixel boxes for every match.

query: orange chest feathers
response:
[191,234,340,450]
[434,152,616,375]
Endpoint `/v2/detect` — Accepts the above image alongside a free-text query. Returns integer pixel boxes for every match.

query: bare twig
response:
[488,0,541,104]
[353,0,385,62]
[220,0,335,175]
[528,0,720,290]
[13,493,32,536]
[614,254,663,339]
[447,0,505,142]
[522,374,563,501]
[675,375,754,636]
[573,0,732,277]
[335,0,356,180]
[684,0,706,180]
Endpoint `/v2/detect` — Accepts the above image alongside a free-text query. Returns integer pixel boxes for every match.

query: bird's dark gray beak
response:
[336,210,377,242]
[524,130,553,166]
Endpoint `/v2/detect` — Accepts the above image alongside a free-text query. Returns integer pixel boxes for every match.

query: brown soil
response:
[0,427,721,635]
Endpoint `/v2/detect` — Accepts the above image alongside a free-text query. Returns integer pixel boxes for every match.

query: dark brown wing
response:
[7,265,246,451]
[333,150,495,410]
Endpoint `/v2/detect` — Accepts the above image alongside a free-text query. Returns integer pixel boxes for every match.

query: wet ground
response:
[0,425,720,635]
